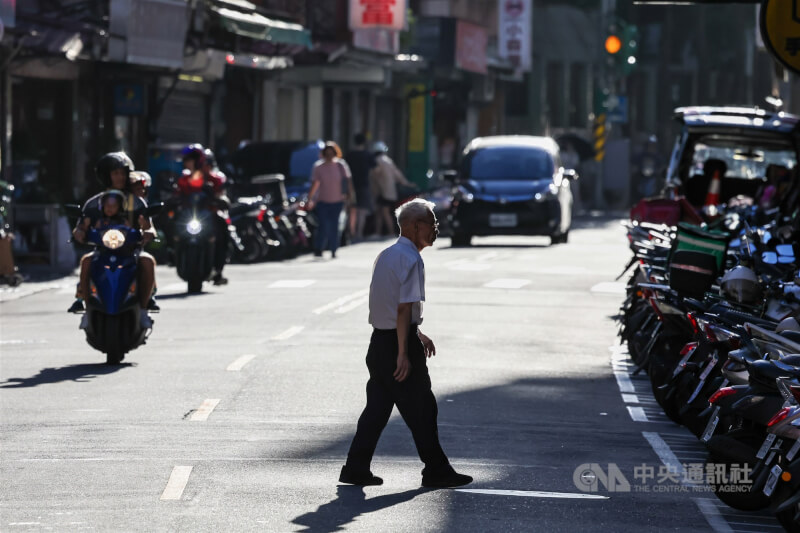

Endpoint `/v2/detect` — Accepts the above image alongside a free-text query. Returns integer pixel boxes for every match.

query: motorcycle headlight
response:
[186,219,202,235]
[102,229,126,249]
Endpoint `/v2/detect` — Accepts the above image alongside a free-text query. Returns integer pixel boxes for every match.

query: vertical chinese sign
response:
[349,0,407,31]
[498,0,531,71]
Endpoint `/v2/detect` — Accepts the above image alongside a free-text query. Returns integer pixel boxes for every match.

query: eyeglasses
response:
[418,220,439,230]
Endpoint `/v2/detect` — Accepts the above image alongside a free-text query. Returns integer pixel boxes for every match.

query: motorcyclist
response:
[68,152,157,328]
[176,144,229,285]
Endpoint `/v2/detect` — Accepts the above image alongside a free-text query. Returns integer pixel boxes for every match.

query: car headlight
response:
[457,185,474,202]
[102,229,126,249]
[186,219,202,235]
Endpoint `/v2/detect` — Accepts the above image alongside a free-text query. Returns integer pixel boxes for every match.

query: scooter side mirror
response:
[145,202,164,217]
[64,204,83,218]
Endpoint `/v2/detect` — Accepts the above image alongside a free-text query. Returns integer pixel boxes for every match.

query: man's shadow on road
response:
[291,485,425,533]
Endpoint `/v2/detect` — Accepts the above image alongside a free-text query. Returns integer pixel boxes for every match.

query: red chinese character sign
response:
[349,0,407,31]
[499,0,531,71]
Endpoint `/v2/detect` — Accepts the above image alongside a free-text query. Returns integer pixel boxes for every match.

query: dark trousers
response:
[313,201,343,253]
[213,214,228,272]
[345,325,450,475]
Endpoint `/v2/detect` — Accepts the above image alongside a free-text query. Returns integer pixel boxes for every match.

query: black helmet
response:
[95,152,134,187]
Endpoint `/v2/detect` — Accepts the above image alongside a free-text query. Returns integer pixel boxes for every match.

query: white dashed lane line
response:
[268,279,316,288]
[189,399,220,421]
[270,326,304,341]
[483,278,531,289]
[456,488,608,500]
[226,354,256,371]
[312,289,369,314]
[160,466,193,501]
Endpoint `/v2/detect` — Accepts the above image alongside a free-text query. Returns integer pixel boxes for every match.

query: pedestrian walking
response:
[339,198,472,488]
[307,141,355,258]
[344,133,376,242]
[369,141,416,238]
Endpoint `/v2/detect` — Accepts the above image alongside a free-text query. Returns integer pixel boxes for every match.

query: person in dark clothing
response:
[344,133,376,242]
[339,198,473,489]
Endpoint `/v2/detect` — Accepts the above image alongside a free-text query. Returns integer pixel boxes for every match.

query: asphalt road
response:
[0,215,784,532]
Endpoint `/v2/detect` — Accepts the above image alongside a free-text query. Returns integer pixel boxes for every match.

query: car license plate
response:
[702,407,720,443]
[764,464,782,497]
[489,213,518,228]
[757,433,777,460]
[788,439,800,461]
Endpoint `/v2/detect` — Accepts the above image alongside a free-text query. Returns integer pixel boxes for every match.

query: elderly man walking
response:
[339,198,472,488]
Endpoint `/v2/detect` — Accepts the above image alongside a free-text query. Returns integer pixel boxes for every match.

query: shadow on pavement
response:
[0,362,132,388]
[155,291,213,300]
[291,486,425,532]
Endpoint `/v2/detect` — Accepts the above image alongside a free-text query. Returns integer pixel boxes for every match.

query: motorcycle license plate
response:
[788,439,800,461]
[672,347,697,378]
[702,407,720,443]
[757,433,778,460]
[687,352,719,404]
[489,213,518,228]
[764,464,782,497]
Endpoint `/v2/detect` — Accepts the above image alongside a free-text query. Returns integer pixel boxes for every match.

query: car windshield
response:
[466,146,554,180]
[687,143,796,180]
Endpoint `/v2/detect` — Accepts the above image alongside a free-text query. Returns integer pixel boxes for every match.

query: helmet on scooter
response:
[95,152,134,188]
[182,143,206,167]
[372,141,389,154]
[777,316,800,333]
[720,265,762,306]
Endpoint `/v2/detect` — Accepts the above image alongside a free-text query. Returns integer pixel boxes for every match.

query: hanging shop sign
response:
[498,0,531,71]
[760,0,800,76]
[349,0,406,31]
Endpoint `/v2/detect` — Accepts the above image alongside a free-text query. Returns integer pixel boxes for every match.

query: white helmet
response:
[720,265,762,306]
[372,141,389,154]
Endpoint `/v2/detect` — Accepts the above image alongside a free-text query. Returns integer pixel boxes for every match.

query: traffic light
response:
[604,20,638,76]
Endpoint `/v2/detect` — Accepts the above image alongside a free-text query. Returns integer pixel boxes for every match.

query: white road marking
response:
[642,431,701,484]
[627,406,649,422]
[189,399,220,421]
[590,282,627,294]
[0,339,48,345]
[456,488,608,500]
[160,466,193,501]
[312,289,369,315]
[334,295,369,314]
[271,326,304,340]
[226,354,257,371]
[695,498,735,533]
[483,278,531,289]
[614,372,635,393]
[268,279,316,288]
[621,393,640,404]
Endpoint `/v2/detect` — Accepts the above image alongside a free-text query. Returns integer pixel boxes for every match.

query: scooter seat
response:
[748,359,800,388]
[781,354,800,367]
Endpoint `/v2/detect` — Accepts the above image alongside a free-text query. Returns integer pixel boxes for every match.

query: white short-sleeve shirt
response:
[368,236,425,329]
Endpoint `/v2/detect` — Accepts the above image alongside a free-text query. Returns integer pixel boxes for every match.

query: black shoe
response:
[421,469,472,488]
[147,298,160,312]
[313,250,323,257]
[331,250,336,259]
[67,299,85,313]
[212,274,228,286]
[338,465,383,486]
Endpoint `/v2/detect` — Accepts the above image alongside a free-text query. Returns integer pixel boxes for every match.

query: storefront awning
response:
[210,1,311,48]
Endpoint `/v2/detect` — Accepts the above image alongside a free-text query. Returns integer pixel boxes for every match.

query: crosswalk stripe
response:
[312,289,369,314]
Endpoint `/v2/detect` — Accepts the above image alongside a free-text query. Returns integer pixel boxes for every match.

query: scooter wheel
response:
[106,351,124,365]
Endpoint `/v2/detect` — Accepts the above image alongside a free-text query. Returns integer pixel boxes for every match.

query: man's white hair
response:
[395,198,435,227]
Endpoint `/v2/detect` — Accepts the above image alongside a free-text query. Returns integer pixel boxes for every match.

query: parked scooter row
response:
[617,201,800,531]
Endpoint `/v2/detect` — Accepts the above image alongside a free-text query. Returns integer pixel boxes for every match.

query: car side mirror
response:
[563,168,579,180]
